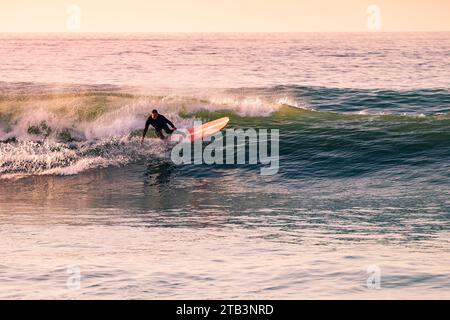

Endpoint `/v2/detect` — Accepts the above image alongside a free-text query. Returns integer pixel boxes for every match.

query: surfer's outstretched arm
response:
[141,118,151,144]
[161,115,176,130]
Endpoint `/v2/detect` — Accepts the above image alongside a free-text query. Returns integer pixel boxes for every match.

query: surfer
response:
[141,109,177,143]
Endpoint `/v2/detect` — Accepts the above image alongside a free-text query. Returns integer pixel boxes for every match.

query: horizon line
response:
[1,30,450,34]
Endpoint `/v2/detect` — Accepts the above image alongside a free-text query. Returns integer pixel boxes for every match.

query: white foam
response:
[0,137,169,178]
[40,156,120,176]
[276,96,313,110]
[82,104,145,140]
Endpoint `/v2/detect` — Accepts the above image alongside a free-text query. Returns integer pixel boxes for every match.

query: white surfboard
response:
[172,117,230,142]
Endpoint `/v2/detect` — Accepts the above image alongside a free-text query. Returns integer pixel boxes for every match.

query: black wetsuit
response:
[143,114,176,139]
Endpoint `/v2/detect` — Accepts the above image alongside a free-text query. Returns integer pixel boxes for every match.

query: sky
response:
[0,0,449,32]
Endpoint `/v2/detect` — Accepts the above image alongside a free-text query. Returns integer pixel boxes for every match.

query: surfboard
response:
[176,117,230,142]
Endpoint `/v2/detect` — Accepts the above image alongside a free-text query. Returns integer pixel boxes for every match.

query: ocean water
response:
[0,33,449,299]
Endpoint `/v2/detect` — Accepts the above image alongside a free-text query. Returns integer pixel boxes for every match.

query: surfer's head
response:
[151,109,158,119]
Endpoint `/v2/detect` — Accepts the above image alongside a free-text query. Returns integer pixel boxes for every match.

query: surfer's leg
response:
[163,126,175,135]
[155,129,164,140]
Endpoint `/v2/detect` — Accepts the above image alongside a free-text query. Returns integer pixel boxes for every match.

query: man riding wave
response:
[141,109,177,143]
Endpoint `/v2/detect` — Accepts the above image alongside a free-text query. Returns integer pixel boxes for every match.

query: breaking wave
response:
[0,84,449,178]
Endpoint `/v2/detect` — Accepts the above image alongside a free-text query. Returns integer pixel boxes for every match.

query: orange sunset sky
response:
[0,0,449,32]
